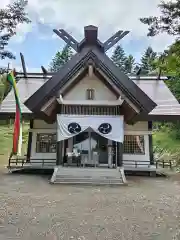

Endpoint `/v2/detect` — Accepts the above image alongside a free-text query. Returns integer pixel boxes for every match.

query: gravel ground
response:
[0,171,180,240]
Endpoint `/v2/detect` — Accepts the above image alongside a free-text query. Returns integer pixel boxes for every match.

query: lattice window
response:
[86,88,95,100]
[123,135,145,154]
[36,133,57,153]
[61,105,120,115]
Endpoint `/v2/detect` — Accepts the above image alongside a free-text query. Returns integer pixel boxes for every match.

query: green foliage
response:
[0,124,29,160]
[0,74,7,103]
[49,45,73,72]
[0,0,30,73]
[153,127,180,154]
[164,41,180,76]
[0,84,4,103]
[124,54,135,74]
[150,41,180,101]
[111,45,135,73]
[0,73,12,103]
[140,0,180,155]
[111,45,127,72]
[140,0,180,36]
[140,47,157,74]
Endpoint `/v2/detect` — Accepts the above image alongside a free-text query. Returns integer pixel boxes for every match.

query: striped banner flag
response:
[7,70,22,157]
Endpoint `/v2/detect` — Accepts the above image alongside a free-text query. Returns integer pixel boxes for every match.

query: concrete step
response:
[53,178,124,185]
[50,167,127,185]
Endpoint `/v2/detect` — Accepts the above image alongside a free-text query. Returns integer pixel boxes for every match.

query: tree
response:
[140,47,157,74]
[124,54,135,74]
[140,0,180,36]
[49,45,73,72]
[0,73,8,103]
[111,45,127,72]
[157,41,180,100]
[0,79,5,103]
[148,40,180,138]
[0,0,30,68]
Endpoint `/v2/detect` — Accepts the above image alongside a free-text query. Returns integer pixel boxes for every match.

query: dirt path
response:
[0,171,180,240]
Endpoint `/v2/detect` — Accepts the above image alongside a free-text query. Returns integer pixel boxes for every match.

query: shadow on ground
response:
[7,169,54,181]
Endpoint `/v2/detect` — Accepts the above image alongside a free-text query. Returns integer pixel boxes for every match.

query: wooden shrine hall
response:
[1,25,180,184]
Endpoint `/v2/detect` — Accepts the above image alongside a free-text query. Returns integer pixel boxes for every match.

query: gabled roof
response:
[1,73,180,121]
[1,25,180,121]
[134,79,180,120]
[24,47,156,115]
[24,25,156,116]
[0,75,47,116]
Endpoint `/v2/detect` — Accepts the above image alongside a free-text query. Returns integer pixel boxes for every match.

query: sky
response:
[0,0,175,72]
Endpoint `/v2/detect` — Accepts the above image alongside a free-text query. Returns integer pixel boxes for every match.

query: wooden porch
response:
[7,157,160,173]
[7,156,172,185]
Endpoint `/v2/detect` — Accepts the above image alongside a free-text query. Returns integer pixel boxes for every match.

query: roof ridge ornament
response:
[53,25,129,53]
[53,29,79,52]
[103,30,130,52]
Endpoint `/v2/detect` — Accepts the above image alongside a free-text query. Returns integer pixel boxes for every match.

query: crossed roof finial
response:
[53,25,129,53]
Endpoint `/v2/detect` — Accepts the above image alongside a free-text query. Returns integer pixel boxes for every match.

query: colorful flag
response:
[7,70,22,156]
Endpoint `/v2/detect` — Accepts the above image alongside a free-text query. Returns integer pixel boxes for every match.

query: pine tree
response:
[140,47,157,74]
[140,0,180,36]
[124,54,135,74]
[111,45,127,72]
[0,0,30,62]
[49,45,73,72]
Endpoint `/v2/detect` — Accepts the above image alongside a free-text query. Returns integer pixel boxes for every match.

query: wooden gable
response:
[23,26,156,123]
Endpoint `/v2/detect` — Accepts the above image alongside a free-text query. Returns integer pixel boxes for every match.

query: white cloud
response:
[0,0,34,43]
[24,0,175,51]
[0,0,11,8]
[10,23,34,43]
[1,0,176,53]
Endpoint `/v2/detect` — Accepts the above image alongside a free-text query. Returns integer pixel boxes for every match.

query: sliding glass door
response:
[73,129,108,165]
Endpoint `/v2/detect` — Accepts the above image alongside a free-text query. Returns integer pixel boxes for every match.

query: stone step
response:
[50,166,127,185]
[55,175,122,180]
[53,167,121,177]
[52,177,124,185]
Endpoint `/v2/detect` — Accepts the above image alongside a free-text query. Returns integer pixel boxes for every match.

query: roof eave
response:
[91,49,157,113]
[24,47,157,115]
[24,48,93,112]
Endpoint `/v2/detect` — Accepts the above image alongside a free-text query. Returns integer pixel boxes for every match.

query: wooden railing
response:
[123,160,151,168]
[8,157,56,168]
[155,160,174,169]
[123,159,174,169]
[8,157,174,170]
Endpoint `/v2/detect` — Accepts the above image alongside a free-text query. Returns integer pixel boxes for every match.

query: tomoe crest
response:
[68,122,81,134]
[98,123,112,134]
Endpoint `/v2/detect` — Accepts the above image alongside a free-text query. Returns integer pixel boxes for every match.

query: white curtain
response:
[57,114,124,143]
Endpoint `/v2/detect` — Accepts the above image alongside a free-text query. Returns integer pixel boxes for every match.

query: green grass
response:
[153,130,180,154]
[0,123,29,165]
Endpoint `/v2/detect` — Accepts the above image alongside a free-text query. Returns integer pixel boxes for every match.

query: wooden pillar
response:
[26,119,33,163]
[117,142,123,167]
[112,141,116,166]
[63,139,68,165]
[56,141,63,165]
[148,121,154,165]
[108,139,112,168]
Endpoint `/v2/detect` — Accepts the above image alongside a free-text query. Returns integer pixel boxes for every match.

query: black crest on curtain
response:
[68,122,81,134]
[98,123,112,134]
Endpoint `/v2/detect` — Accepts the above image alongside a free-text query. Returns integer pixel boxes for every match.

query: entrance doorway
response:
[73,129,108,166]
